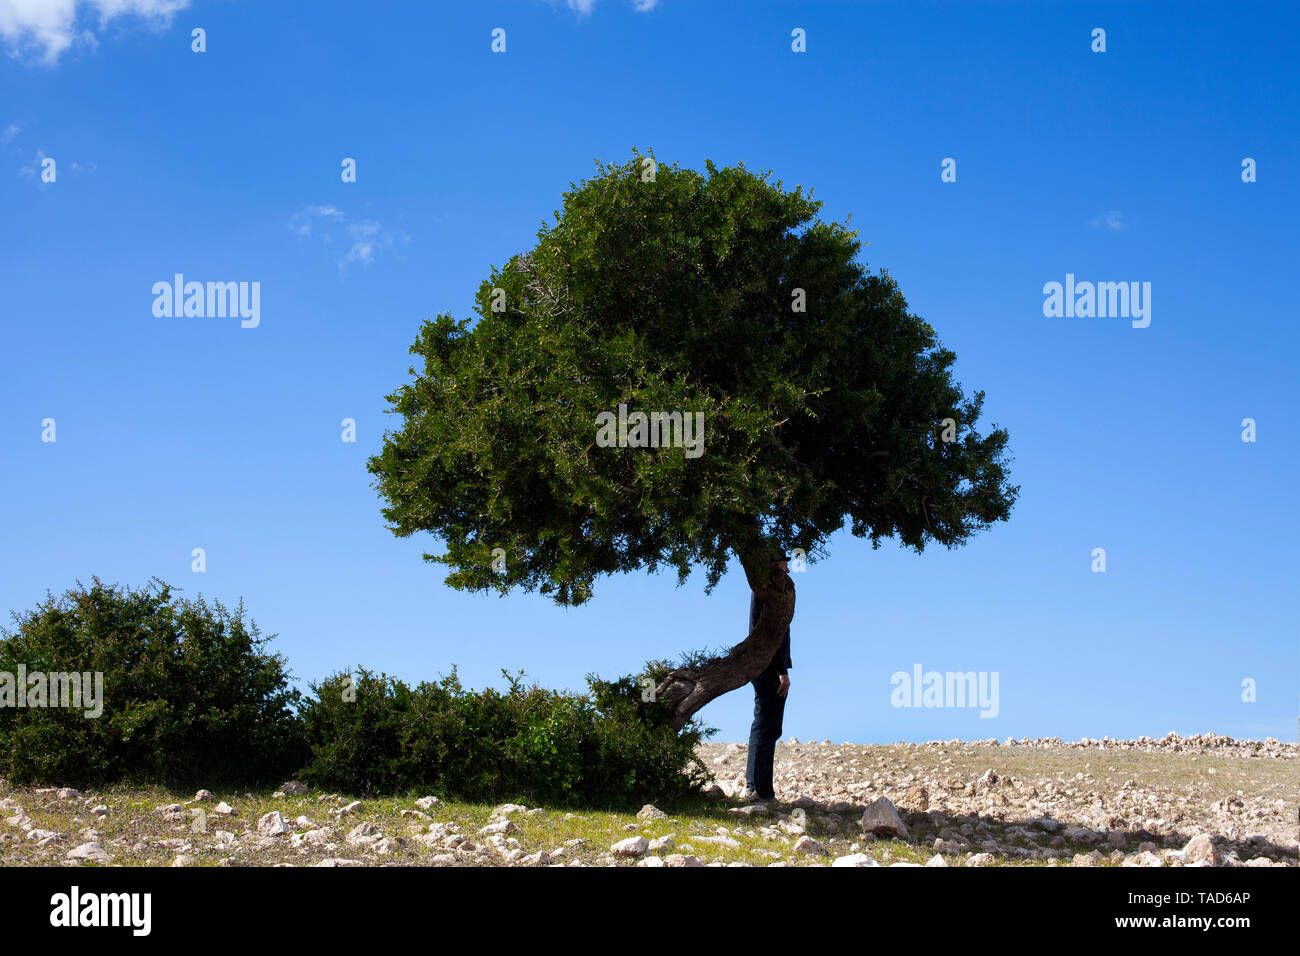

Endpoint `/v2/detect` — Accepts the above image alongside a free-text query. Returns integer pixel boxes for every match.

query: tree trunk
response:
[655,556,795,732]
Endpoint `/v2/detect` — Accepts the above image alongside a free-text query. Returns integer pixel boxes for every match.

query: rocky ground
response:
[1,733,1294,867]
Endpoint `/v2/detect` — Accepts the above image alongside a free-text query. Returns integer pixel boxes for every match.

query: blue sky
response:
[1,0,1296,745]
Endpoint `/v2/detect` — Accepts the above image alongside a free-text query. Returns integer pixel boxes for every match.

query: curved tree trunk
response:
[655,555,795,732]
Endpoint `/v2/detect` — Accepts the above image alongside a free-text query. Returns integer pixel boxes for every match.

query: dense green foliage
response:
[297,662,714,809]
[0,579,305,788]
[369,151,1017,606]
[0,579,714,806]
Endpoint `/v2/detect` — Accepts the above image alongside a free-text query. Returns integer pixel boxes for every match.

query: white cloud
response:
[1,122,19,142]
[290,204,405,275]
[0,0,189,64]
[557,0,659,16]
[1089,210,1126,231]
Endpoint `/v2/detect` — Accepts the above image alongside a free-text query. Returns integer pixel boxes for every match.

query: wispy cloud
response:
[555,0,660,17]
[1,122,19,142]
[1089,210,1126,231]
[290,204,407,275]
[0,0,189,64]
[288,204,344,237]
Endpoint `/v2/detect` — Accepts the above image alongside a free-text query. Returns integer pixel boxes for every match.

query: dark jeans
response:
[745,667,786,799]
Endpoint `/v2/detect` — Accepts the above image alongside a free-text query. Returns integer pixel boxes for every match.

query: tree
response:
[368,152,1018,731]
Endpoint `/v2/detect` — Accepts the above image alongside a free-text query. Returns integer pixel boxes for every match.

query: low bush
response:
[298,662,715,809]
[0,578,305,789]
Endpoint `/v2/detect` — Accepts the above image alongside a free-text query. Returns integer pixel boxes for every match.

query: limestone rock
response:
[860,797,909,840]
[258,811,291,836]
[831,853,879,867]
[66,842,109,863]
[611,836,649,858]
[1183,833,1220,866]
[794,835,827,856]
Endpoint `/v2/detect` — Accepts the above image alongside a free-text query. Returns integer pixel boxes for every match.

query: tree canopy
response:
[369,152,1017,607]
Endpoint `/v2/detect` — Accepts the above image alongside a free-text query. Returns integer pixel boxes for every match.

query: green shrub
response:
[298,662,715,809]
[1,577,717,809]
[0,578,305,789]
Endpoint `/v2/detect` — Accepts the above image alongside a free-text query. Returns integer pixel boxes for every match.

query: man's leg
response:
[748,670,786,800]
[745,677,767,797]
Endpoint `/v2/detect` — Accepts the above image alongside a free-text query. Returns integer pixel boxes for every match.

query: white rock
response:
[696,835,741,848]
[294,828,333,846]
[257,811,290,836]
[56,788,80,800]
[414,796,440,810]
[794,835,827,855]
[637,804,668,820]
[925,854,948,867]
[67,842,109,863]
[611,836,649,858]
[346,821,380,845]
[479,820,518,836]
[859,797,909,839]
[193,789,215,802]
[156,803,187,822]
[372,837,402,854]
[1183,834,1220,865]
[649,836,676,851]
[831,853,879,866]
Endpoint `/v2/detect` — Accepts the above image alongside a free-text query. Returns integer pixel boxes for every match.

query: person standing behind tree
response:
[743,554,792,803]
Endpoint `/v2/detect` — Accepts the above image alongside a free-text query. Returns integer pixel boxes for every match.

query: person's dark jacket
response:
[749,593,792,676]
